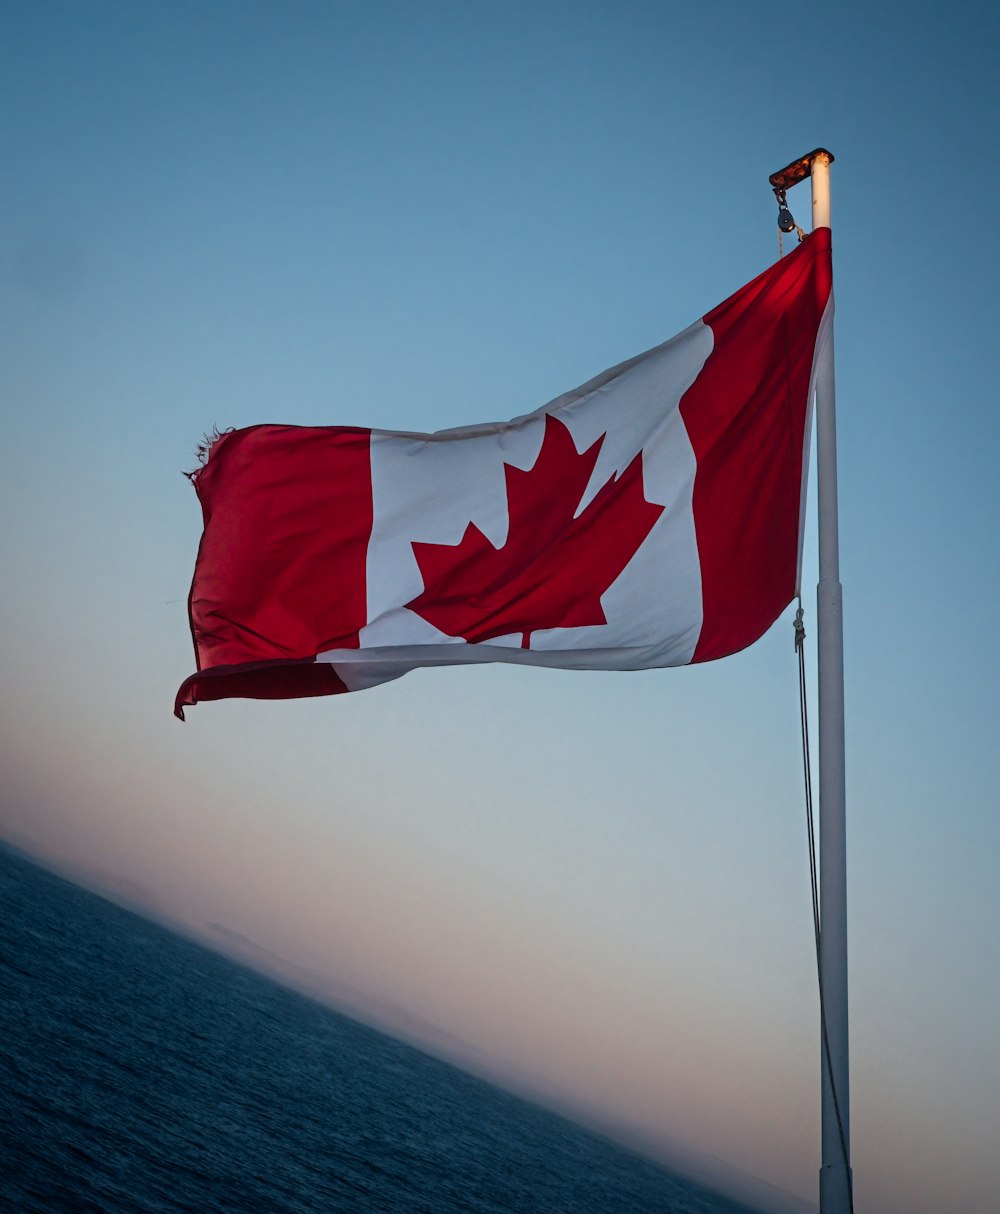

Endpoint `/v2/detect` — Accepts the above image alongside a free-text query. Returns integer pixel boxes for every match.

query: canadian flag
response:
[176,230,832,717]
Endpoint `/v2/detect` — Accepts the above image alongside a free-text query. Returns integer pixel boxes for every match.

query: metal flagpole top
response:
[768,148,835,194]
[768,149,835,239]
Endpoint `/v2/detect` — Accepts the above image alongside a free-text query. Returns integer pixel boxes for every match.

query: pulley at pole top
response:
[769,148,835,237]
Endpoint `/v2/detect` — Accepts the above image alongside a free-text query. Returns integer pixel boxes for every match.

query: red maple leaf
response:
[406,414,664,648]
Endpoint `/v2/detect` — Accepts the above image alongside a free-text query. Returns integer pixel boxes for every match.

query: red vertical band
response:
[176,424,372,715]
[682,229,833,663]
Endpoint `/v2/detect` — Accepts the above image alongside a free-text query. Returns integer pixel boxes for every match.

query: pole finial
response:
[769,148,835,194]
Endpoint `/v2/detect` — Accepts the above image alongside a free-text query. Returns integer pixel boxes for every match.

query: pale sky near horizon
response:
[2,3,999,1213]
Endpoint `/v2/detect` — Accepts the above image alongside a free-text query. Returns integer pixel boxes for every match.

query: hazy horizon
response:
[0,836,811,1214]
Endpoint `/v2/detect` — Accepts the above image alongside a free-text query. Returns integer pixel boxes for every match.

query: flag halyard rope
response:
[795,604,855,1214]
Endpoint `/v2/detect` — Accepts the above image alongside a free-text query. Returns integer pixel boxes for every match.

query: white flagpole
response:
[810,151,853,1214]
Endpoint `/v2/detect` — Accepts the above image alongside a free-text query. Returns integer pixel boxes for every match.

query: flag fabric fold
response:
[176,230,832,717]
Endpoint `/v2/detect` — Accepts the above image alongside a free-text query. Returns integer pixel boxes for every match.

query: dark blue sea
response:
[0,844,764,1214]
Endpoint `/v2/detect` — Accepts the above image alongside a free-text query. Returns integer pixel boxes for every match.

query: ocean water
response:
[0,845,762,1214]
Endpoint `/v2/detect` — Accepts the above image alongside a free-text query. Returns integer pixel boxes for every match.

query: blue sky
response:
[2,3,998,1212]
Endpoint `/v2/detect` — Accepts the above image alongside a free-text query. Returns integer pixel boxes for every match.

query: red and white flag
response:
[176,230,832,717]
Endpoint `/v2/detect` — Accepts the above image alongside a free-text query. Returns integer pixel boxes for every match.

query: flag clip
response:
[794,605,806,652]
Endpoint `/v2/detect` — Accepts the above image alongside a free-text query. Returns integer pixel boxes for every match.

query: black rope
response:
[795,605,855,1214]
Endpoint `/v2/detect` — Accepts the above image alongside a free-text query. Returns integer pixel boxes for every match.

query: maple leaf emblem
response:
[406,415,664,648]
